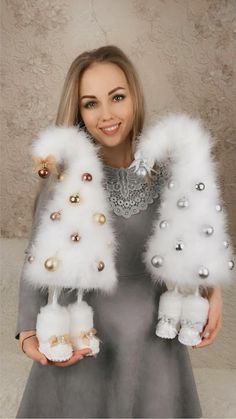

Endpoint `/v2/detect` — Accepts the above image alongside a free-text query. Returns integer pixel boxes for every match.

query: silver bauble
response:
[175,241,185,251]
[198,266,209,279]
[168,180,175,189]
[137,166,148,177]
[223,240,229,249]
[216,204,222,212]
[229,260,235,270]
[195,182,205,191]
[177,197,189,208]
[151,255,163,268]
[159,220,169,229]
[202,224,214,236]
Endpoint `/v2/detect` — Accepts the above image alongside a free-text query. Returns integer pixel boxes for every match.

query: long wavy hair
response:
[55,45,145,151]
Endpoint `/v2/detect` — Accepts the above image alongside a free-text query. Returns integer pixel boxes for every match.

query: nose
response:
[100,103,113,122]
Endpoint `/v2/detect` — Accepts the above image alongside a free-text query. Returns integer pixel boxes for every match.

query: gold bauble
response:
[93,213,106,225]
[57,173,64,181]
[44,257,59,272]
[69,194,80,204]
[97,261,105,271]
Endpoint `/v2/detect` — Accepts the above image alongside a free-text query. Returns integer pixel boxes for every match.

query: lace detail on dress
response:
[102,162,169,218]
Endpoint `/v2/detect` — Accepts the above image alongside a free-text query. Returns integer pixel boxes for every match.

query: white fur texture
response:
[68,300,100,355]
[24,126,118,293]
[135,113,234,288]
[36,301,73,361]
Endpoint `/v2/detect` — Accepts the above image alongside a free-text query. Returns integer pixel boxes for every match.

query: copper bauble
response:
[38,168,49,178]
[70,233,81,242]
[69,194,80,204]
[44,257,59,272]
[50,211,61,221]
[57,173,64,181]
[27,255,34,263]
[82,172,93,182]
[97,261,105,271]
[93,213,106,225]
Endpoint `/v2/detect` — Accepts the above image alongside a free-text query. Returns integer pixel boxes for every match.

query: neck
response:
[100,139,133,169]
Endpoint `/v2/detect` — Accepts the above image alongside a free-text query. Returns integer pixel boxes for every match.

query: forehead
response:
[79,62,129,95]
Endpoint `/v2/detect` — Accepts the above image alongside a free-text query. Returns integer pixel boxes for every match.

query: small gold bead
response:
[69,194,80,204]
[97,261,105,271]
[57,173,64,181]
[44,257,59,272]
[93,213,106,225]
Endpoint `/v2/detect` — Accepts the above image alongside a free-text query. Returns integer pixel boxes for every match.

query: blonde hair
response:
[55,45,145,150]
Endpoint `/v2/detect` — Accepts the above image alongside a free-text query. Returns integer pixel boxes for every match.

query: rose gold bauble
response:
[81,172,93,182]
[97,261,105,271]
[70,233,81,242]
[50,211,61,221]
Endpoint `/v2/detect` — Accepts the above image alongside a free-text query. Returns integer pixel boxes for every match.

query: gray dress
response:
[15,162,202,418]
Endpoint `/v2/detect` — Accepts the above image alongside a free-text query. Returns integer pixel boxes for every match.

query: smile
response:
[100,123,121,135]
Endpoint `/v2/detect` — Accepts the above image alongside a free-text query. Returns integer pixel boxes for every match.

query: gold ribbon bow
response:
[32,154,58,174]
[48,334,71,347]
[79,328,100,345]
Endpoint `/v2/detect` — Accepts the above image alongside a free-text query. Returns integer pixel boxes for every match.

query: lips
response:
[100,123,121,135]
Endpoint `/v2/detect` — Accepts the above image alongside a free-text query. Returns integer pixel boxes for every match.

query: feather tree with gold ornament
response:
[24,126,118,293]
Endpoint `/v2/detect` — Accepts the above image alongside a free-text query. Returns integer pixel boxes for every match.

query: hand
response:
[19,330,92,366]
[193,287,222,349]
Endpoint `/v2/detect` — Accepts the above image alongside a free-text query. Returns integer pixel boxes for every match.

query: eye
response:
[113,94,125,102]
[84,101,96,109]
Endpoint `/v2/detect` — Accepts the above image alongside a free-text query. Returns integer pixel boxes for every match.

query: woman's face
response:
[79,62,135,149]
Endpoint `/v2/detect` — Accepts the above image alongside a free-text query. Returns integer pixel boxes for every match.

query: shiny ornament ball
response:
[70,233,81,242]
[38,168,49,178]
[168,180,175,189]
[202,224,214,236]
[175,241,185,251]
[93,213,106,225]
[223,240,229,249]
[229,260,235,270]
[81,172,93,182]
[177,197,189,208]
[151,255,163,268]
[159,220,169,229]
[136,166,148,177]
[50,211,61,221]
[216,204,222,212]
[69,194,80,204]
[97,261,105,271]
[198,266,209,279]
[195,182,205,191]
[44,257,59,272]
[27,255,34,263]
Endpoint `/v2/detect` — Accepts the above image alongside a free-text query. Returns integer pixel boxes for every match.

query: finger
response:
[24,341,49,365]
[193,319,221,349]
[53,352,84,367]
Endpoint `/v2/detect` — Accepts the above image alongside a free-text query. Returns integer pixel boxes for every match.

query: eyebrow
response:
[80,86,126,100]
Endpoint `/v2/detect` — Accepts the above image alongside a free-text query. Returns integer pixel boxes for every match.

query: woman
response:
[16,45,222,418]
